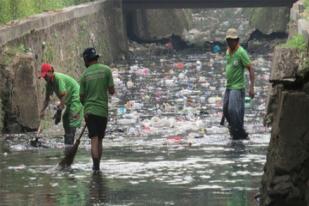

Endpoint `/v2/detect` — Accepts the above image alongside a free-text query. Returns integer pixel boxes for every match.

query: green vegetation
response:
[0,0,92,25]
[281,34,309,80]
[305,0,309,10]
[279,35,309,79]
[42,43,54,62]
[0,45,27,66]
[281,34,307,51]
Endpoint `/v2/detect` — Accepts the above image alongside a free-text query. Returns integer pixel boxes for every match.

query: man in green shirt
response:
[40,63,83,146]
[80,47,115,173]
[222,28,255,140]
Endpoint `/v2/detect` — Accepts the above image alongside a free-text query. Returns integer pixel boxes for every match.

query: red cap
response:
[41,63,52,78]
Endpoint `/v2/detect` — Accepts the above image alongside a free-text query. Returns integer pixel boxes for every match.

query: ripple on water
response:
[8,164,26,170]
[191,185,224,190]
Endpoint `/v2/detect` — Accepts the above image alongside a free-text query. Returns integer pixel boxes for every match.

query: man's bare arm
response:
[247,64,255,98]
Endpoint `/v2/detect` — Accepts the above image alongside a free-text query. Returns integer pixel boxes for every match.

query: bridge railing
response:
[123,0,298,9]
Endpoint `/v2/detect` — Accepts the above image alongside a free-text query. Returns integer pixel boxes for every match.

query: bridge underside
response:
[123,0,297,9]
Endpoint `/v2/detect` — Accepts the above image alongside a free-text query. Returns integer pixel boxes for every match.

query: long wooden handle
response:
[37,121,42,134]
[220,114,225,126]
[77,124,87,141]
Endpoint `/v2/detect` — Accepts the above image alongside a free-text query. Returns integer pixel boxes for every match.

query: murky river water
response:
[0,48,271,206]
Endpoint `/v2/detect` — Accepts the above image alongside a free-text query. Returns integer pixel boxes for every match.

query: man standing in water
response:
[40,63,83,149]
[80,48,115,173]
[222,28,255,140]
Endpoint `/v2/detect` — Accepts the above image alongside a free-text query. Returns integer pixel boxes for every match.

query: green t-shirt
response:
[79,64,114,117]
[46,72,80,105]
[225,46,251,89]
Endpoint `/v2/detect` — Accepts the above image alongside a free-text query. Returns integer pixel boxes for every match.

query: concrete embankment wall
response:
[0,0,127,132]
[125,7,290,46]
[125,9,192,42]
[260,1,309,205]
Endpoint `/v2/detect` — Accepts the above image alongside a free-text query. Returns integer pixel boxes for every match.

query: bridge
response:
[123,0,298,9]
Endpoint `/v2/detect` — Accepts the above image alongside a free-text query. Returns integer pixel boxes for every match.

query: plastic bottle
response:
[245,97,252,108]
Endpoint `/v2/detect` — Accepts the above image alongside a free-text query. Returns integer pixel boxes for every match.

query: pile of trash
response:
[107,49,272,145]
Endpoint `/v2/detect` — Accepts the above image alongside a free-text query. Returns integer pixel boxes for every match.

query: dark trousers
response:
[64,127,76,145]
[223,89,248,139]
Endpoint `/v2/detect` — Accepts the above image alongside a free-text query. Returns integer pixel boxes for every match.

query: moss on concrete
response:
[248,7,290,34]
[129,9,192,41]
[298,55,309,81]
[0,45,27,65]
[278,34,309,80]
[305,0,309,11]
[0,0,93,25]
[42,43,54,63]
[280,34,307,51]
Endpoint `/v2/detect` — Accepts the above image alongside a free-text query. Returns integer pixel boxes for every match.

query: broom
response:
[58,125,87,169]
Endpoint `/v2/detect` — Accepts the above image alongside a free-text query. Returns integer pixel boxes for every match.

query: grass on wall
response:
[305,0,309,9]
[281,34,307,51]
[0,0,92,25]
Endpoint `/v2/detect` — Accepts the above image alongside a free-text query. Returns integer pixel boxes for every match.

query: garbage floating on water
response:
[212,44,221,53]
[245,97,252,108]
[174,62,185,70]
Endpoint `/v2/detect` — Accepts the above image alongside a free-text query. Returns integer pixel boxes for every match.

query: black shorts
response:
[85,114,108,139]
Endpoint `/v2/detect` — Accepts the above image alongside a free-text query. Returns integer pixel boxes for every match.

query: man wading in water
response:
[222,28,255,140]
[39,63,83,152]
[80,48,115,173]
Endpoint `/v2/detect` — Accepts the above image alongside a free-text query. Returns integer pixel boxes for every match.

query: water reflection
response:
[229,140,246,157]
[87,173,108,206]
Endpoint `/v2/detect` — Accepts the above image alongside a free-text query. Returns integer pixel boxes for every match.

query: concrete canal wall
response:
[125,9,192,42]
[0,0,127,132]
[260,1,309,205]
[183,7,289,46]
